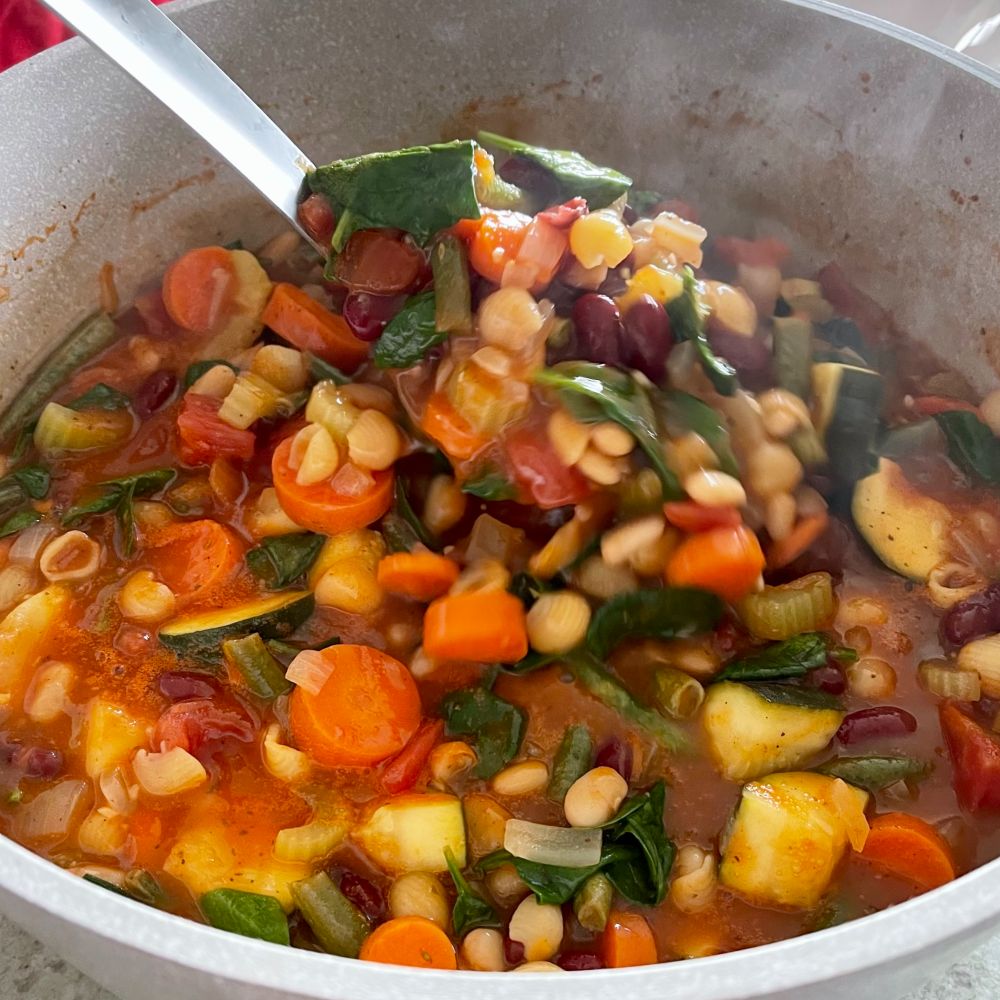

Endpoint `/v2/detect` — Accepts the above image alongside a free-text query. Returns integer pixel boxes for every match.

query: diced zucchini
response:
[811,362,883,481]
[852,458,952,581]
[33,402,132,457]
[0,585,70,695]
[84,699,148,778]
[720,771,869,908]
[354,792,466,874]
[702,681,844,782]
[200,250,274,359]
[159,591,314,660]
[771,316,813,401]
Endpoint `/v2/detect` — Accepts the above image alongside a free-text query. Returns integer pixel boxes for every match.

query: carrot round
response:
[603,911,657,968]
[146,518,243,602]
[468,211,530,284]
[377,552,460,602]
[419,392,488,461]
[161,246,237,333]
[289,644,421,768]
[359,916,457,969]
[271,436,394,536]
[665,524,765,603]
[860,812,956,891]
[423,590,528,663]
[261,282,369,371]
[766,512,829,570]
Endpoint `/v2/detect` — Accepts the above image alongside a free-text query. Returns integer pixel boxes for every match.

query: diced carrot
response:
[146,518,243,602]
[665,524,765,603]
[381,719,445,794]
[271,436,393,535]
[468,210,531,284]
[910,395,979,417]
[603,911,657,968]
[766,511,830,570]
[376,551,460,602]
[261,282,369,371]
[860,812,956,891]
[423,591,528,663]
[664,501,742,533]
[359,915,457,969]
[288,645,421,768]
[419,391,488,461]
[161,246,237,333]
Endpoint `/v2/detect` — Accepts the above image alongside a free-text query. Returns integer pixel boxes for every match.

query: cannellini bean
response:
[462,928,505,972]
[563,767,629,828]
[508,896,564,962]
[847,657,897,699]
[590,422,635,458]
[490,760,549,797]
[601,516,666,568]
[576,447,625,486]
[388,872,450,929]
[746,441,802,497]
[430,741,478,788]
[548,409,591,468]
[683,469,746,508]
[423,475,467,535]
[670,845,717,913]
[485,864,530,907]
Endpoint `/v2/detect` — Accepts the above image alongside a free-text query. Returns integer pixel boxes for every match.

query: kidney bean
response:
[807,661,847,696]
[621,294,673,381]
[706,328,772,390]
[571,294,623,366]
[595,737,633,781]
[158,671,218,702]
[836,706,917,745]
[558,952,604,971]
[342,292,406,342]
[133,370,177,419]
[503,937,526,965]
[18,747,63,780]
[545,280,585,318]
[339,872,385,922]
[941,582,1000,647]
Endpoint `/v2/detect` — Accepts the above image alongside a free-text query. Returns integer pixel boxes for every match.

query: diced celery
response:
[737,572,835,640]
[33,402,132,457]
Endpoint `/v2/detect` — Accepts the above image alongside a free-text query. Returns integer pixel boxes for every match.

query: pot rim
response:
[3,0,1000,996]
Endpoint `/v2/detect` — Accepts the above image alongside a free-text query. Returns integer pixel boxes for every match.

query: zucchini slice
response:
[772,316,813,401]
[851,457,952,581]
[720,771,869,908]
[159,591,314,659]
[812,362,883,481]
[702,681,843,782]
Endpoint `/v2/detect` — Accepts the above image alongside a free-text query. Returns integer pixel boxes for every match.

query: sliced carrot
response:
[468,210,531,284]
[860,812,956,891]
[261,282,369,371]
[766,511,830,570]
[288,644,421,768]
[377,551,460,602]
[665,524,765,603]
[423,590,528,663]
[146,518,243,602]
[419,391,488,461]
[603,911,657,968]
[271,436,393,536]
[161,246,237,333]
[359,916,457,969]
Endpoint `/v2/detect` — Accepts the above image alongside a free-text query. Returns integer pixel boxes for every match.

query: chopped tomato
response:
[940,701,1000,812]
[297,193,335,245]
[332,230,426,294]
[381,719,445,794]
[664,501,742,533]
[505,427,590,509]
[176,393,255,466]
[154,699,254,754]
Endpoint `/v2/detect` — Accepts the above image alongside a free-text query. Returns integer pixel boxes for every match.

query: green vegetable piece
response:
[373,291,446,369]
[477,847,611,905]
[0,509,41,539]
[442,685,526,778]
[305,354,350,386]
[122,868,167,906]
[934,410,1000,485]
[548,725,593,802]
[534,362,682,498]
[432,235,472,335]
[0,464,50,516]
[508,572,550,608]
[380,476,437,553]
[182,359,238,390]
[477,131,632,209]
[474,167,531,212]
[83,874,130,898]
[573,872,613,932]
[772,316,814,401]
[461,467,517,501]
[587,587,723,660]
[223,633,292,700]
[445,847,501,937]
[666,268,738,395]
[291,871,369,957]
[246,533,325,590]
[309,140,481,251]
[266,635,340,666]
[717,633,831,682]
[651,666,705,720]
[200,887,290,946]
[815,754,931,793]
[657,390,739,477]
[628,190,665,216]
[68,382,131,412]
[748,681,843,711]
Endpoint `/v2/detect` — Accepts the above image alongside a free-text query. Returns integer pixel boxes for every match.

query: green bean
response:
[547,725,593,802]
[222,633,292,700]
[290,872,369,958]
[573,872,613,932]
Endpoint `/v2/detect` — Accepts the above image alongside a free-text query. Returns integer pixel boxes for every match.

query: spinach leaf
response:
[0,509,41,538]
[808,896,863,932]
[534,362,682,498]
[442,685,526,778]
[83,874,131,898]
[934,410,1000,485]
[815,754,931,793]
[246,533,325,589]
[373,292,446,369]
[748,681,843,711]
[717,633,831,682]
[183,359,237,390]
[666,268,738,395]
[628,190,665,216]
[380,476,437,553]
[62,468,176,557]
[462,468,517,501]
[508,571,550,607]
[309,140,481,251]
[477,847,619,905]
[307,354,350,386]
[445,847,501,936]
[68,383,130,411]
[10,422,37,462]
[586,587,724,660]
[0,464,50,513]
[122,868,167,906]
[601,782,674,905]
[657,390,739,477]
[199,888,290,946]
[477,131,632,209]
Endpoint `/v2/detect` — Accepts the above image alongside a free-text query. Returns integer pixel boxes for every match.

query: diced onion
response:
[13,779,90,842]
[957,635,1000,697]
[8,522,56,565]
[503,818,602,868]
[262,723,311,783]
[99,765,137,815]
[286,649,333,696]
[274,820,349,863]
[827,778,870,853]
[133,747,207,796]
[330,462,374,498]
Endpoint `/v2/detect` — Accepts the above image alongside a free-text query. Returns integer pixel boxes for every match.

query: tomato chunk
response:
[940,701,1000,812]
[176,394,255,466]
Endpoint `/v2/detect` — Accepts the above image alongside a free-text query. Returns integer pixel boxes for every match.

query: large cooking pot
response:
[2,1,1000,997]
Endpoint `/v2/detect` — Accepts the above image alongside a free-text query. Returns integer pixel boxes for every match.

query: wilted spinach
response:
[246,533,325,589]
